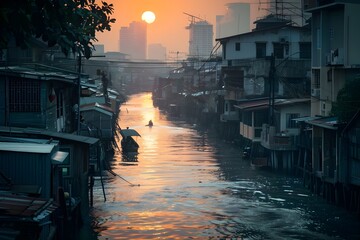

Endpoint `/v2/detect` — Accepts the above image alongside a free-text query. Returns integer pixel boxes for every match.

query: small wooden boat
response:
[146,120,153,127]
[120,128,141,153]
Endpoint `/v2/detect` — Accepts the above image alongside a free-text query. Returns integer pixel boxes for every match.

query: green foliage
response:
[0,0,115,58]
[331,77,360,123]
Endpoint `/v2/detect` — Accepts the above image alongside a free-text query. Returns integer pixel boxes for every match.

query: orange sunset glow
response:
[96,0,267,54]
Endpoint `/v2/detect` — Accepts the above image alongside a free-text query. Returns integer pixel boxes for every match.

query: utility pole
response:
[268,53,275,126]
[77,52,81,135]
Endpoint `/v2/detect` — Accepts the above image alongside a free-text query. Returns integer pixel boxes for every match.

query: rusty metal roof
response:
[0,194,57,220]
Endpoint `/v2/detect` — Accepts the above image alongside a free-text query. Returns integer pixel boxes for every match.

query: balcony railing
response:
[240,122,262,141]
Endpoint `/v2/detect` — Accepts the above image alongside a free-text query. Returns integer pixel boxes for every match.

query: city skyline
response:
[96,0,268,56]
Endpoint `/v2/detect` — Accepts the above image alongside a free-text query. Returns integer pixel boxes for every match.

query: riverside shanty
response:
[0,62,123,239]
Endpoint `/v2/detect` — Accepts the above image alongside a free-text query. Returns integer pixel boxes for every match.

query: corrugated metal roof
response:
[0,194,57,220]
[0,126,99,145]
[80,96,106,105]
[234,98,310,111]
[0,66,78,83]
[0,136,51,144]
[234,99,269,110]
[80,102,114,116]
[120,128,141,138]
[0,142,55,153]
[307,116,340,130]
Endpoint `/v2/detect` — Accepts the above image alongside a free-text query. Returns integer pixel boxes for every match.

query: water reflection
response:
[121,152,139,163]
[92,92,360,239]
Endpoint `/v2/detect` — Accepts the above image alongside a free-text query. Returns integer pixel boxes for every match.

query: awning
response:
[51,151,69,164]
[234,99,269,110]
[120,129,141,138]
[307,117,340,130]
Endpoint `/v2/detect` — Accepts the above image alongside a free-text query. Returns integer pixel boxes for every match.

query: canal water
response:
[92,92,360,240]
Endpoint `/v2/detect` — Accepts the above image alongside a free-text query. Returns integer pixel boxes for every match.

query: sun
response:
[142,11,156,24]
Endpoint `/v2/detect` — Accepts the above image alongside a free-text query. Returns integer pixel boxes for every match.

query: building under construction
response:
[184,12,213,60]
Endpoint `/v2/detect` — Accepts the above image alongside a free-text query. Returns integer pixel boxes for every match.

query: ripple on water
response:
[92,93,360,240]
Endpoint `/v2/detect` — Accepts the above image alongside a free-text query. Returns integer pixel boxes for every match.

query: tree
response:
[0,0,115,58]
[331,77,360,123]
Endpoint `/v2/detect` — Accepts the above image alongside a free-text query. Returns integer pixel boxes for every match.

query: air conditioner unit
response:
[330,48,344,65]
[311,88,320,97]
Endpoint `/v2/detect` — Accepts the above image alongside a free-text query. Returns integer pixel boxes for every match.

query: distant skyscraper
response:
[148,43,166,60]
[216,3,250,38]
[187,20,213,59]
[119,21,147,60]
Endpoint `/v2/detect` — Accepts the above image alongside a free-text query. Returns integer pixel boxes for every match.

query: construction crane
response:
[183,12,205,29]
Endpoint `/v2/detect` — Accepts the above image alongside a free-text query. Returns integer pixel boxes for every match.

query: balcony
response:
[261,124,298,151]
[240,122,262,141]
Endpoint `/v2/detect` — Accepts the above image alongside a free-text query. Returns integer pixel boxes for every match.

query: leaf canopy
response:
[331,77,360,123]
[0,0,115,58]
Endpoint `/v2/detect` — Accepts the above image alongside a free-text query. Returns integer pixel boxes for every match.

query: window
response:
[286,113,300,128]
[235,42,240,51]
[59,147,72,177]
[299,42,311,59]
[9,78,41,112]
[273,43,284,59]
[327,69,332,82]
[313,69,320,88]
[256,42,266,58]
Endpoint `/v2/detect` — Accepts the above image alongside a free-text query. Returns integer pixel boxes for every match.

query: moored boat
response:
[120,128,141,153]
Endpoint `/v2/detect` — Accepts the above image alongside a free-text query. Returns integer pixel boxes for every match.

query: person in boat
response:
[148,120,153,127]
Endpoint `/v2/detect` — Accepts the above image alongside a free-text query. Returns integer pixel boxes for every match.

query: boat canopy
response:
[120,129,141,138]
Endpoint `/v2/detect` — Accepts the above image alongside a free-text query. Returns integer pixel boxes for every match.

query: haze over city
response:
[2,0,360,239]
[97,0,269,56]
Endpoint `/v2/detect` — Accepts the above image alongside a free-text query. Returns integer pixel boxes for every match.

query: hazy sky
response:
[96,0,267,56]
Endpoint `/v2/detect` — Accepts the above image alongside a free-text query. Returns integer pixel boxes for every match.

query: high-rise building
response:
[148,43,166,61]
[216,3,250,38]
[187,20,213,59]
[119,21,147,60]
